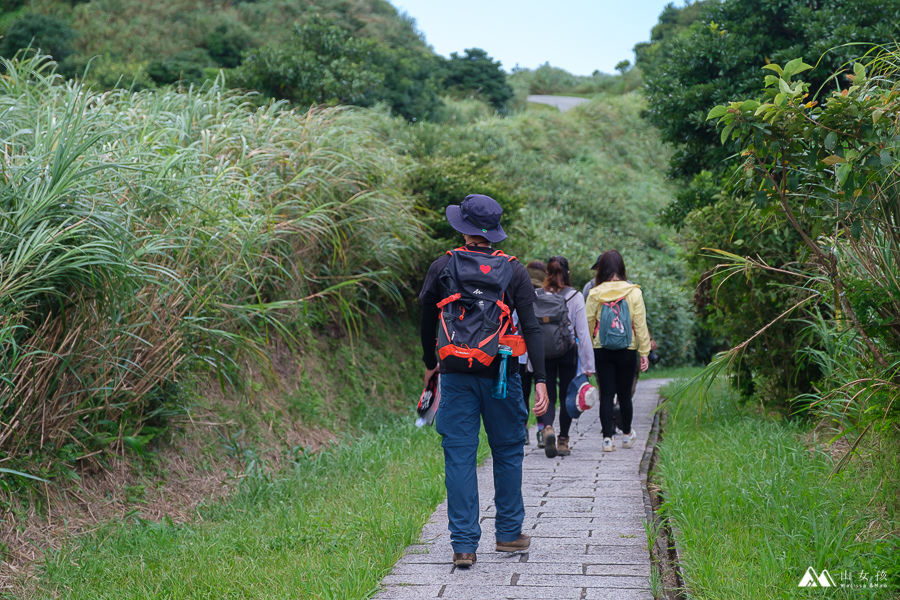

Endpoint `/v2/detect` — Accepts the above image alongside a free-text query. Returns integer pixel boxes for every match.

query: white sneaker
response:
[602,437,616,452]
[622,429,636,449]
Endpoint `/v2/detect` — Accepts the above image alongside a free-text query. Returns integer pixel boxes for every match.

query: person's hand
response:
[584,371,594,378]
[640,356,649,372]
[532,382,549,416]
[424,365,439,386]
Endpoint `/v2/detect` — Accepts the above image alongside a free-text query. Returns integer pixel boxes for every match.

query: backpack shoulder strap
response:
[487,248,518,262]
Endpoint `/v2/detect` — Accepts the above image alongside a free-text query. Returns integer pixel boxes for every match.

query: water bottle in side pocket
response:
[491,345,513,399]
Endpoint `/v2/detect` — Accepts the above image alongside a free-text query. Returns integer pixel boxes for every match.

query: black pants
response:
[538,346,577,438]
[594,348,638,439]
[521,368,533,410]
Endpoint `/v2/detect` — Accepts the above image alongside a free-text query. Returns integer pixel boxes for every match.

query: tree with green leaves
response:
[637,0,900,401]
[236,16,383,109]
[443,48,513,112]
[235,15,441,121]
[633,0,713,72]
[640,0,900,228]
[704,53,900,424]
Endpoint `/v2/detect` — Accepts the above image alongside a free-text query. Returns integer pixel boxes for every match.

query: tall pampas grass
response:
[0,54,424,459]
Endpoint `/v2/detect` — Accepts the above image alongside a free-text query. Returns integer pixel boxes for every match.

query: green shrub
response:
[407,151,521,245]
[703,51,900,427]
[0,13,76,61]
[641,0,900,225]
[0,0,26,12]
[61,54,155,90]
[366,43,443,121]
[429,96,495,125]
[684,196,816,401]
[513,62,580,94]
[147,48,216,86]
[204,21,255,69]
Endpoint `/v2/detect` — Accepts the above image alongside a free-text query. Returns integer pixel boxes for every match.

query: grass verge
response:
[655,379,900,599]
[21,321,499,600]
[642,365,704,381]
[33,420,447,600]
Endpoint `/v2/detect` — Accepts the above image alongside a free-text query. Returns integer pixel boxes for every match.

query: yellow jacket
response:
[585,281,651,356]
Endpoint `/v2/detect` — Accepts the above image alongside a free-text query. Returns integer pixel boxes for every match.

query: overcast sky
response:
[390,0,681,75]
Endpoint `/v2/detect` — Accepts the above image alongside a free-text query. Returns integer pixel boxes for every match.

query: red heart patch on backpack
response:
[480,265,491,275]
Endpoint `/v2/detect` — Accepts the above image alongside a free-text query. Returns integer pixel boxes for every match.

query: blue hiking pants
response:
[436,371,528,553]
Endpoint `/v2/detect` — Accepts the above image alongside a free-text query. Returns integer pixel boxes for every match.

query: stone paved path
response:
[373,378,668,600]
[526,95,590,112]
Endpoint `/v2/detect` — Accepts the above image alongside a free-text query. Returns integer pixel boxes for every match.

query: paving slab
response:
[373,378,668,600]
[526,95,590,112]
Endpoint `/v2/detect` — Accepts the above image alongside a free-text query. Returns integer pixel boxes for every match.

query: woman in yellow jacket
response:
[585,250,651,452]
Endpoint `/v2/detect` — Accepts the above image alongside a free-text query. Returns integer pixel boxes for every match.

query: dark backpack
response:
[595,295,633,350]
[534,288,576,359]
[436,247,516,373]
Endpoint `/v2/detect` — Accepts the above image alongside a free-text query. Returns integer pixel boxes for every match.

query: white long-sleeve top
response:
[558,287,595,374]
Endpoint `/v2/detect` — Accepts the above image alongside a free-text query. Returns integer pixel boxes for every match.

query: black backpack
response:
[534,288,576,359]
[436,247,516,373]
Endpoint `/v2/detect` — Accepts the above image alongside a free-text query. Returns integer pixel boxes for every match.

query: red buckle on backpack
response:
[437,293,461,308]
[438,344,493,367]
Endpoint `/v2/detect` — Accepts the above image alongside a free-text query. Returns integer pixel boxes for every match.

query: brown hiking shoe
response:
[452,552,476,567]
[557,436,570,456]
[496,534,531,552]
[543,425,557,458]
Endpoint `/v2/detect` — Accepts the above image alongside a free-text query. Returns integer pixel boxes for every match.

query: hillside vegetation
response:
[0,0,428,78]
[0,0,520,119]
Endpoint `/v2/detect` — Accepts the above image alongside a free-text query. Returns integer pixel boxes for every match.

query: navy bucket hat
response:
[446,194,508,243]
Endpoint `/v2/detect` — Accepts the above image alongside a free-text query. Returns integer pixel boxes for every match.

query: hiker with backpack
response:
[585,250,651,452]
[519,260,546,444]
[533,256,594,458]
[419,194,549,568]
[582,253,602,298]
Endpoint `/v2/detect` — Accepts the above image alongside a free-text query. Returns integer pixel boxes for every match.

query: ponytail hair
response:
[543,256,572,292]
